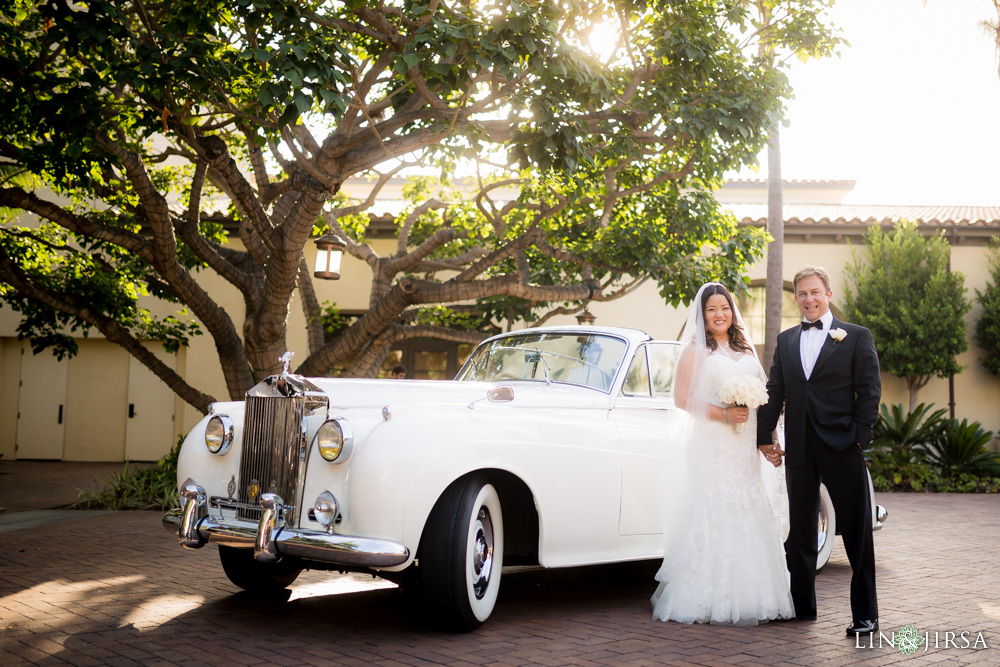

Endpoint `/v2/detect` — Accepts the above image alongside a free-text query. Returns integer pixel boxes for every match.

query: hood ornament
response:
[279,351,294,375]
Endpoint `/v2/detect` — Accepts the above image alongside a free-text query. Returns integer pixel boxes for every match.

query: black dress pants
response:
[785,419,878,620]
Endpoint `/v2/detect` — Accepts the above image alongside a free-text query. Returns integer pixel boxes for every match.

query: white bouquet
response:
[718,374,769,433]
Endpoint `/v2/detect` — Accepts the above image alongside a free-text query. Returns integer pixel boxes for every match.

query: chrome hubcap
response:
[471,507,493,599]
[817,505,829,551]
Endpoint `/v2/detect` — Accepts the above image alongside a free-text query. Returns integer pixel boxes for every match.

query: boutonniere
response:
[829,328,847,342]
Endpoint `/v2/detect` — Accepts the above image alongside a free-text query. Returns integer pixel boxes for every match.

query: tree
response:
[763,130,784,365]
[842,222,971,412]
[0,0,840,413]
[974,240,1000,376]
[750,0,844,366]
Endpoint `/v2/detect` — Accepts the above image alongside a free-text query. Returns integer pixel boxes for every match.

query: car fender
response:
[176,403,245,496]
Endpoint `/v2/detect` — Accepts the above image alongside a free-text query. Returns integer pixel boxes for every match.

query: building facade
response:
[2,180,998,461]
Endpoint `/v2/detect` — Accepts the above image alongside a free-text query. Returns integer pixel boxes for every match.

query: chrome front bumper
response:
[162,482,409,569]
[873,504,888,531]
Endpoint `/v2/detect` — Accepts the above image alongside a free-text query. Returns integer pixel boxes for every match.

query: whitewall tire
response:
[418,476,504,631]
[816,483,837,573]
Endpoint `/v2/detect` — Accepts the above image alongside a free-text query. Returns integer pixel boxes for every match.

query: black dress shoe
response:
[846,619,878,635]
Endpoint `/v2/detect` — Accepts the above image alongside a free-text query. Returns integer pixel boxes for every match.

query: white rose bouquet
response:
[718,374,769,433]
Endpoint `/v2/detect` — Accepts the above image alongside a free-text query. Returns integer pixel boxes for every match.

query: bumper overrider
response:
[162,481,409,568]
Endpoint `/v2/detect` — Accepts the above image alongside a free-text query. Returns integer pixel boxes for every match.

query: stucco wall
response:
[542,240,1000,450]
[2,233,998,460]
[0,338,20,460]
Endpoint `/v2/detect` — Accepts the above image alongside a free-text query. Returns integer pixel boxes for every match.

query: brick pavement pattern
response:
[0,493,998,666]
[0,462,131,513]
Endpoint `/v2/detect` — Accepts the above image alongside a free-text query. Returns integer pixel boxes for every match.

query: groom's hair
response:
[793,266,832,292]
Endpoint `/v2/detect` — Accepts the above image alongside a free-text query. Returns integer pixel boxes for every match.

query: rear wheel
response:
[218,545,302,594]
[816,483,837,573]
[417,477,504,631]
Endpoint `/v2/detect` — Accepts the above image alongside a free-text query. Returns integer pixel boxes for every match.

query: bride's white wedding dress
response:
[652,347,795,625]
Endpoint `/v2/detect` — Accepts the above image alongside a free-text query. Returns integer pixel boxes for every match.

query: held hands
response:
[758,434,785,468]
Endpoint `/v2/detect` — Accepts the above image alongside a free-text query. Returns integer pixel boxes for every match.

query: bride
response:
[652,282,794,625]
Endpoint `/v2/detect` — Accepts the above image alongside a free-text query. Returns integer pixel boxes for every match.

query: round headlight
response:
[314,418,353,462]
[204,415,234,455]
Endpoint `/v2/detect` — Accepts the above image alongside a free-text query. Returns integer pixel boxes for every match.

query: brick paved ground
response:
[0,492,998,666]
[0,462,131,513]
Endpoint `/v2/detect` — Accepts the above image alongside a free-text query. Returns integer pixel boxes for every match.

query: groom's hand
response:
[758,443,785,467]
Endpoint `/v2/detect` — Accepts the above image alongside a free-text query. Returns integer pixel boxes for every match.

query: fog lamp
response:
[313,491,339,531]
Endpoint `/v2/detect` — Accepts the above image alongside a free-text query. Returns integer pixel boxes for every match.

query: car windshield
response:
[456,332,628,391]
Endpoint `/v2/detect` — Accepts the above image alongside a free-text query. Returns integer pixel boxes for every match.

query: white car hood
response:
[309,377,610,411]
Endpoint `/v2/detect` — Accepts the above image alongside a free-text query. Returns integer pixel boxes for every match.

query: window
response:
[647,343,680,397]
[735,286,800,351]
[457,332,628,392]
[379,341,475,380]
[621,347,651,397]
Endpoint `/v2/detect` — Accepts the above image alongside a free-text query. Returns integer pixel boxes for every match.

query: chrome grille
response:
[238,395,305,521]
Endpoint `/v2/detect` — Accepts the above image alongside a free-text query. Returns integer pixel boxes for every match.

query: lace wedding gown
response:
[652,349,795,625]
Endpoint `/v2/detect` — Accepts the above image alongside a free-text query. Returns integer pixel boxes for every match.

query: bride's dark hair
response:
[700,284,753,354]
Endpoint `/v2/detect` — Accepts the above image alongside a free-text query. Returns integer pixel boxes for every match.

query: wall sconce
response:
[313,233,347,280]
[575,308,596,326]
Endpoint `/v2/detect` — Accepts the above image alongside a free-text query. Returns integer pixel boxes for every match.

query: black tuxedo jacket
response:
[757,317,881,467]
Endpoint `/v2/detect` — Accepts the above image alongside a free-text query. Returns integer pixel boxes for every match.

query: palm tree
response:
[763,131,784,367]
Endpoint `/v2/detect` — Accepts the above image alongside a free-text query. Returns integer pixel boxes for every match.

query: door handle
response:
[58,405,63,424]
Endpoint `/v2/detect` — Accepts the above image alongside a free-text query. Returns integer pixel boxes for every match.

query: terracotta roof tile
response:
[724,178,857,187]
[727,204,1000,226]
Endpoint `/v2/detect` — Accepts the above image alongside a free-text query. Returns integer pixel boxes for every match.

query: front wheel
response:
[417,477,504,631]
[816,483,837,573]
[218,545,302,594]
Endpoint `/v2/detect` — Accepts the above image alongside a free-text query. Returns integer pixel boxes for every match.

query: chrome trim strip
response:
[162,509,410,568]
[210,496,296,521]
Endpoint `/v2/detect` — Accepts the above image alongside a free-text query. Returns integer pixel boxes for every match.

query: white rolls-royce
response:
[163,326,885,630]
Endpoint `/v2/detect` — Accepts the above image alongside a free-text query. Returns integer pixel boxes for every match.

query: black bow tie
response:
[802,320,824,330]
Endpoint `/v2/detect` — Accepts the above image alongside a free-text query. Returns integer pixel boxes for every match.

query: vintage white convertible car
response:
[163,325,885,630]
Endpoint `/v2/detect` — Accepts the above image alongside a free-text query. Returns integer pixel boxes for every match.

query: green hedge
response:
[866,403,1000,492]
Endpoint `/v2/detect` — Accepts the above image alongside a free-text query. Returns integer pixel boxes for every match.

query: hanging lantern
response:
[313,233,347,280]
[575,309,596,326]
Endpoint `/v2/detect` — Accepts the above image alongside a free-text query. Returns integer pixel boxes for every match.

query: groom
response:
[757,266,881,635]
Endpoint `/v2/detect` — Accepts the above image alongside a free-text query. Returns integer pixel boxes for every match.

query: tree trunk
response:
[763,130,784,367]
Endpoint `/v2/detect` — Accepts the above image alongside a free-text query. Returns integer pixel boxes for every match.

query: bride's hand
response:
[760,443,785,467]
[726,406,749,423]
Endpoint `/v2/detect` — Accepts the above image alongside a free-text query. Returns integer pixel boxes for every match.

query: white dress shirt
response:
[800,310,834,379]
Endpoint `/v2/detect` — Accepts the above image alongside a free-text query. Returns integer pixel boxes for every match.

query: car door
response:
[613,342,687,557]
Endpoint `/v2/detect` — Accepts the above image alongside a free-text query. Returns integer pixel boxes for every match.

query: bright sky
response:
[741,0,1000,205]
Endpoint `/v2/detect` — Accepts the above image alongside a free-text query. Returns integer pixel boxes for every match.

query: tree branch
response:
[396,198,445,255]
[100,138,255,399]
[390,227,464,274]
[297,257,326,354]
[0,246,216,413]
